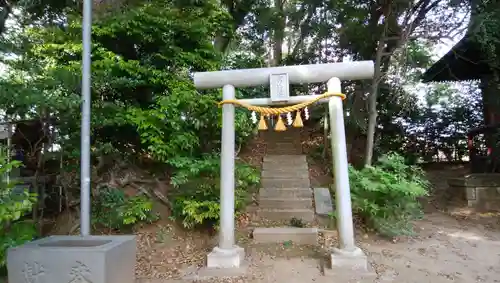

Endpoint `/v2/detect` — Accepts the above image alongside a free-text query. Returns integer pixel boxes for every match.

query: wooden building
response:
[421,6,500,172]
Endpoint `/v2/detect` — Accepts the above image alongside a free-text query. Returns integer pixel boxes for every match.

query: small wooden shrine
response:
[422,1,500,211]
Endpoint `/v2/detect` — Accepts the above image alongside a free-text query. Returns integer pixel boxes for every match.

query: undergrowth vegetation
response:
[92,186,159,232]
[347,153,430,237]
[0,148,38,268]
[170,160,260,229]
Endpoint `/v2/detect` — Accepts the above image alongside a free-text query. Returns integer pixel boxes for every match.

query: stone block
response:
[447,174,500,211]
[448,174,500,187]
[468,199,478,208]
[472,187,500,211]
[206,246,245,269]
[7,235,136,283]
[466,186,476,200]
[313,187,334,216]
[253,227,318,245]
[330,247,368,271]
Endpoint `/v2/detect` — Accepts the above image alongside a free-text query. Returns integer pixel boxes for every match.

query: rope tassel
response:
[258,115,268,130]
[293,110,303,128]
[274,115,287,131]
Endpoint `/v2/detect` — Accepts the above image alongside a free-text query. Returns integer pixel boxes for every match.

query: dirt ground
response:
[133,164,500,283]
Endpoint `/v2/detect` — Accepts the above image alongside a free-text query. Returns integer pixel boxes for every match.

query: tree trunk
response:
[364,19,388,166]
[215,0,258,54]
[32,112,51,235]
[272,0,285,66]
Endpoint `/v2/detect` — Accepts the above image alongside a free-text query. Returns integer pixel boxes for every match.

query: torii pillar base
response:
[330,247,368,270]
[206,246,245,269]
[324,247,375,280]
[182,246,247,280]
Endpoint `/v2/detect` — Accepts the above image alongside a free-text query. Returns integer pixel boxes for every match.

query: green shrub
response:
[169,156,260,229]
[0,147,38,268]
[92,186,159,231]
[0,221,37,268]
[348,153,429,237]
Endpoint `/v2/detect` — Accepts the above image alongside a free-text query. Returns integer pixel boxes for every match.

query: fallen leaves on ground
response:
[135,223,211,280]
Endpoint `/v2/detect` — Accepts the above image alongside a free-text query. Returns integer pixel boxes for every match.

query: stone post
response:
[328,77,368,271]
[206,84,245,269]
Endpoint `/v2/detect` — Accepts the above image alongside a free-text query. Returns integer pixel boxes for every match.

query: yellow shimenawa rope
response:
[218,92,346,115]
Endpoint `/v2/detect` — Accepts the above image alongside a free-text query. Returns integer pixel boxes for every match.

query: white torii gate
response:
[193,61,374,271]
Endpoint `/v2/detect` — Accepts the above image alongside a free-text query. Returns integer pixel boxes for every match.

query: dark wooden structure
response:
[422,1,500,211]
[421,38,493,82]
[421,8,500,173]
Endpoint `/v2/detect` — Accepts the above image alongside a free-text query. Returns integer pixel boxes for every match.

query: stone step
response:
[264,130,301,135]
[261,170,309,179]
[263,157,308,164]
[261,178,310,188]
[263,155,307,164]
[265,132,300,137]
[263,132,301,137]
[266,141,302,148]
[266,145,301,149]
[264,154,306,160]
[267,141,301,145]
[258,198,313,209]
[266,147,302,152]
[262,163,309,172]
[266,149,302,155]
[266,141,300,146]
[253,227,318,245]
[259,187,312,198]
[265,138,300,142]
[257,208,315,222]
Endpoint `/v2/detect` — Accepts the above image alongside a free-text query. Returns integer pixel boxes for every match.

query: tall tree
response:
[332,0,468,165]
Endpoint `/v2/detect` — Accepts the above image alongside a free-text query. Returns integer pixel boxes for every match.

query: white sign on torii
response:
[193,61,374,271]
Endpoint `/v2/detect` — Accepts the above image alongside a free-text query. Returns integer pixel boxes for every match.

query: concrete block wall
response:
[448,174,500,211]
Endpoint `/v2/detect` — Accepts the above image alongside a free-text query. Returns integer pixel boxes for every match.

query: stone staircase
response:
[258,155,314,222]
[253,129,317,244]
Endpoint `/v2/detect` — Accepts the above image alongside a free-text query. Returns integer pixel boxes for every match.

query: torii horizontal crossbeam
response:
[193,61,374,89]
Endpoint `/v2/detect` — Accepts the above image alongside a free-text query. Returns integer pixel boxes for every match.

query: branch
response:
[408,0,440,36]
[0,0,12,35]
[291,3,315,58]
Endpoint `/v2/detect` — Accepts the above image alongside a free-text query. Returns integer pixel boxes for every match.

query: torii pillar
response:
[193,61,374,272]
